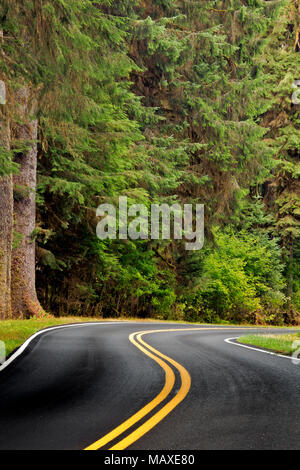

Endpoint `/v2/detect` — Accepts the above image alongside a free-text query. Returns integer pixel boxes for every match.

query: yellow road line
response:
[110,330,191,450]
[84,331,175,450]
[85,327,254,450]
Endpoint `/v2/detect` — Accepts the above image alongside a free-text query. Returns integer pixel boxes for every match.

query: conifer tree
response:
[11,87,43,317]
[259,0,300,313]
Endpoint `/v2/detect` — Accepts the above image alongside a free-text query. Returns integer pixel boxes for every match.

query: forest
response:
[0,0,299,325]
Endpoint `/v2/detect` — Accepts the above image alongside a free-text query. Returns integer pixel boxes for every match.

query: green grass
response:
[238,333,300,355]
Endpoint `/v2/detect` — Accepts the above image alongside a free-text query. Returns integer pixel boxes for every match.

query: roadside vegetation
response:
[238,333,300,355]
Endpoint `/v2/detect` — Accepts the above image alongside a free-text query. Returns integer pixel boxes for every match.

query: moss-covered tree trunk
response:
[0,81,13,319]
[11,87,43,318]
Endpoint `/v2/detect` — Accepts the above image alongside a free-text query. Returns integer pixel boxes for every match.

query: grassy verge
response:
[238,333,300,355]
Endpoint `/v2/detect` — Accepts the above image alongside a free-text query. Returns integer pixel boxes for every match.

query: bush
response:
[192,228,286,323]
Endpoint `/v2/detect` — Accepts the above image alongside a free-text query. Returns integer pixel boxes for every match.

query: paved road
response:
[0,322,299,450]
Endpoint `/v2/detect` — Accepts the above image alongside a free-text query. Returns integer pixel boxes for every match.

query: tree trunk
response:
[0,83,13,319]
[11,87,44,318]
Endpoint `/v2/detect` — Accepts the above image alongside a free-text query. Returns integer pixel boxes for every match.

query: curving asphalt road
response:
[0,322,300,450]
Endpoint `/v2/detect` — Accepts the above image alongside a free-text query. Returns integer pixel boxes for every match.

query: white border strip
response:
[225,337,300,362]
[0,321,141,373]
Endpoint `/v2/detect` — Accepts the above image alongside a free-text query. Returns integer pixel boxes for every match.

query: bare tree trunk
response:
[0,81,13,319]
[11,87,44,318]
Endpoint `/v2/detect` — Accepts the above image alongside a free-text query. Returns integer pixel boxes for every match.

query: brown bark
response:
[11,87,44,318]
[0,87,13,319]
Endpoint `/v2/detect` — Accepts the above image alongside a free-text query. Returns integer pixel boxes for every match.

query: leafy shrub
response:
[192,228,286,323]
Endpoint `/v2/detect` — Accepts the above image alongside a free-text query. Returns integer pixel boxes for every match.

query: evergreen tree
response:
[254,0,300,315]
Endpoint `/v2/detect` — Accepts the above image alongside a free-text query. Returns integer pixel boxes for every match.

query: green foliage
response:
[183,228,286,323]
[0,146,18,176]
[0,0,298,322]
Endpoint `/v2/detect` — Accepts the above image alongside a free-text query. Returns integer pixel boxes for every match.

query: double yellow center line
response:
[85,327,248,450]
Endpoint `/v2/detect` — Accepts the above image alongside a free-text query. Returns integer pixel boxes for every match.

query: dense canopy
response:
[0,0,299,324]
